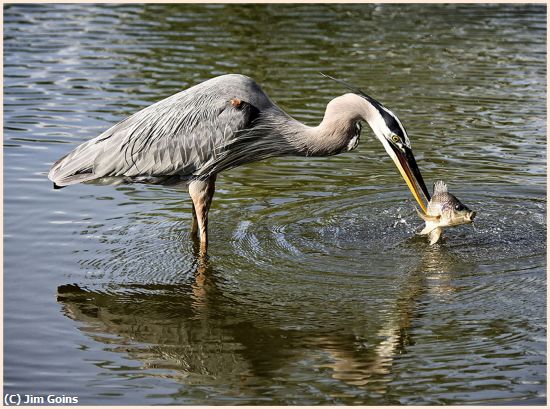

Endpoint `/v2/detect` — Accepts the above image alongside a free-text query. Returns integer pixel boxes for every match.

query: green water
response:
[4,3,546,405]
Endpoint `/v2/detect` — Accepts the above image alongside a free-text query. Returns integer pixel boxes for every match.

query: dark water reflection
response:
[54,225,544,404]
[4,3,546,405]
[53,252,461,404]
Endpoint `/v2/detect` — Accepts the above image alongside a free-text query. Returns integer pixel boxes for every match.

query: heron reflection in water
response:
[56,245,463,396]
[49,74,430,254]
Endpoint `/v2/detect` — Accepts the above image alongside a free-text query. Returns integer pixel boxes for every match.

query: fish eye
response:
[455,204,463,211]
[391,134,400,143]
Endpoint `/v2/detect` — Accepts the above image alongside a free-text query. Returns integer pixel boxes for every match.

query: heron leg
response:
[188,175,217,255]
[191,205,198,237]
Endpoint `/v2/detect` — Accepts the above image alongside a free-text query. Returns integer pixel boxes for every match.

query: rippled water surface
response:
[4,3,546,405]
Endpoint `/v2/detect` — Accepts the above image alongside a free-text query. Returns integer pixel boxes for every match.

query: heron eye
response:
[391,134,400,143]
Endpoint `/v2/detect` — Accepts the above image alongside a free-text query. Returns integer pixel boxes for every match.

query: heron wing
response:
[48,81,261,187]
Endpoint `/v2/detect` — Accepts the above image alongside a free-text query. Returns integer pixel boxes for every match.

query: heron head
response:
[363,95,431,212]
[321,73,431,212]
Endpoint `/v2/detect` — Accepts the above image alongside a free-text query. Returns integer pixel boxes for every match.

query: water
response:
[4,3,546,405]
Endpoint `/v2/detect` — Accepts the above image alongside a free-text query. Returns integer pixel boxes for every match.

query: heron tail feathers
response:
[48,145,98,187]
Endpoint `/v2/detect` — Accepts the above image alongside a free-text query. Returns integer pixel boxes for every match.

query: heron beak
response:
[389,144,431,214]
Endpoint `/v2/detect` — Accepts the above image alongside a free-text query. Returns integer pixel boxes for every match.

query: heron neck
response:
[290,94,379,157]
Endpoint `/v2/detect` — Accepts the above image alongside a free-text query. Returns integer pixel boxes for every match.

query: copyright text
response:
[4,394,79,405]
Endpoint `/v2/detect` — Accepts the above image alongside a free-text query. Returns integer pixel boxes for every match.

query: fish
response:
[416,180,476,245]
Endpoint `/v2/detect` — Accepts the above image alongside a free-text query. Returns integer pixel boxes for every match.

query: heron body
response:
[49,74,430,254]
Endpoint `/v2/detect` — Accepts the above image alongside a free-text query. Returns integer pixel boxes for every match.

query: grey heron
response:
[49,74,430,254]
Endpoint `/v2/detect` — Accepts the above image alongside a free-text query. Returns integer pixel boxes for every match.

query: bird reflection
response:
[57,239,470,400]
[315,245,470,393]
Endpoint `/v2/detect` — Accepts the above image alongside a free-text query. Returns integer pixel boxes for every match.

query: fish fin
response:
[416,207,440,222]
[433,180,448,195]
[428,228,443,245]
[418,224,437,236]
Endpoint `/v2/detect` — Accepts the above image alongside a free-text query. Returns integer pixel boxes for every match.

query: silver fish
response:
[417,180,476,245]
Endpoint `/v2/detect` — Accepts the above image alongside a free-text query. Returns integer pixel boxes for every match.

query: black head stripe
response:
[377,107,406,138]
[362,96,408,142]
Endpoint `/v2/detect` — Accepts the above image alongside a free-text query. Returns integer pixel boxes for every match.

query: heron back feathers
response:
[48,74,275,187]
